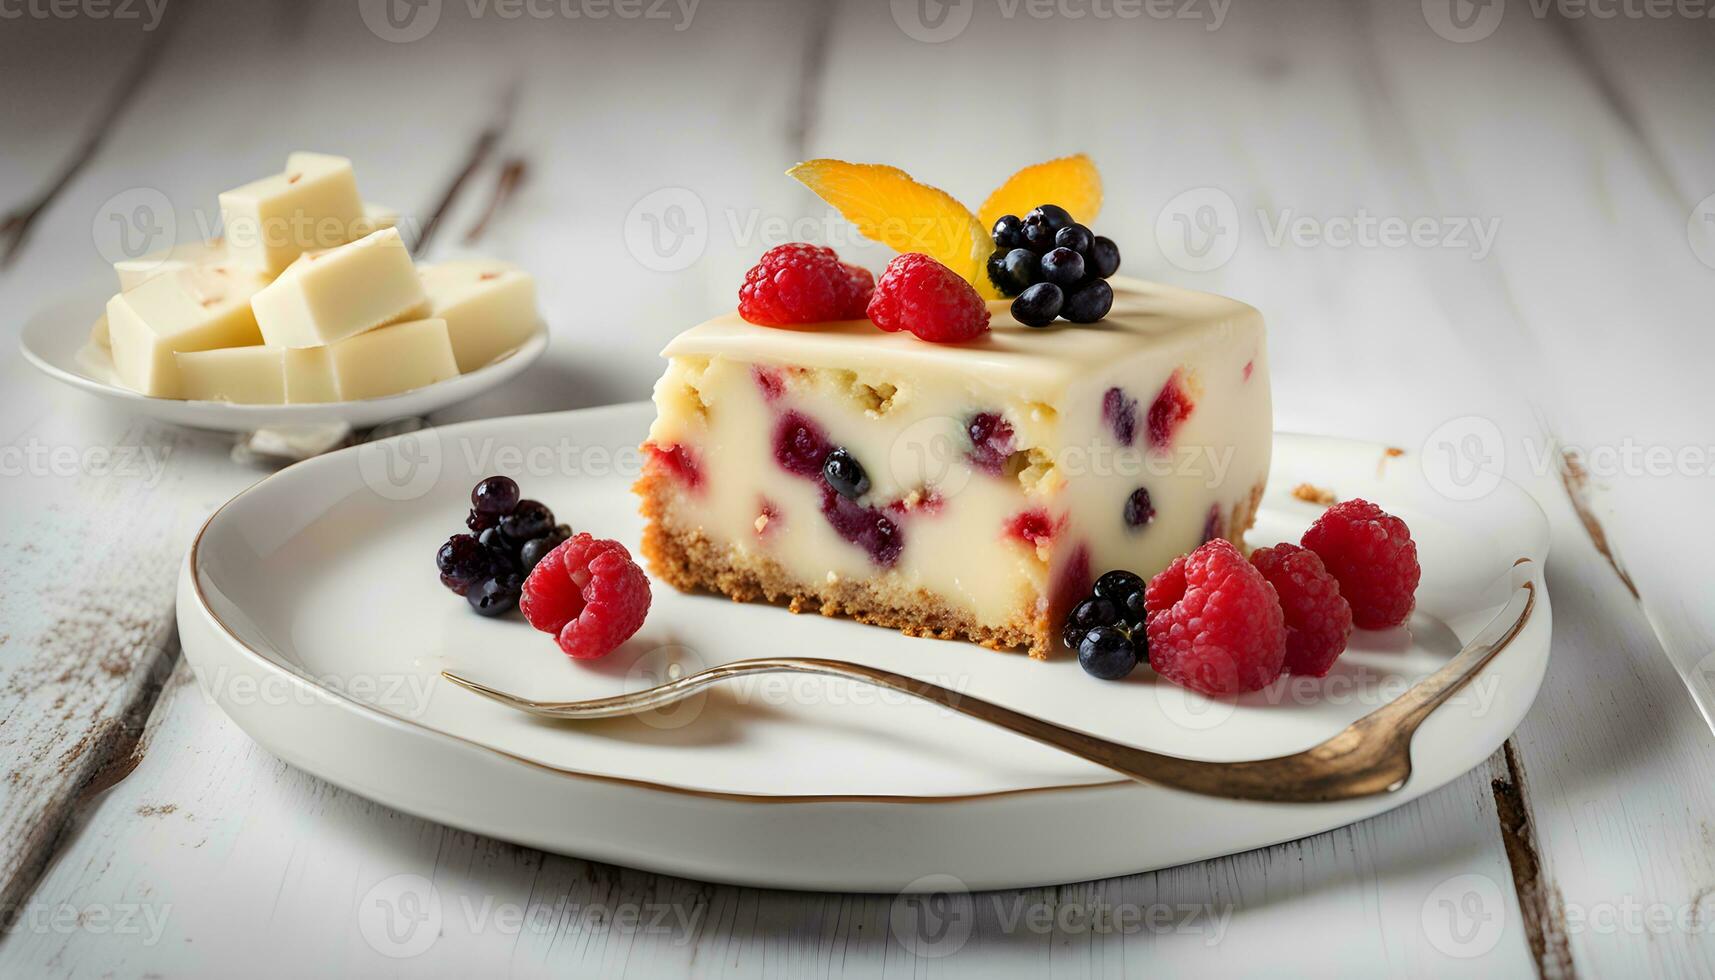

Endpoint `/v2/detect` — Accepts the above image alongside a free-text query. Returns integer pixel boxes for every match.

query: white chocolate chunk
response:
[219,152,365,273]
[250,227,428,348]
[162,320,456,405]
[174,346,287,404]
[283,347,339,404]
[105,264,270,398]
[322,317,458,400]
[351,202,399,238]
[114,238,230,292]
[419,259,539,372]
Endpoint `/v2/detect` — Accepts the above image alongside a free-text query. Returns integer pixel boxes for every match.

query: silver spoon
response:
[444,560,1536,803]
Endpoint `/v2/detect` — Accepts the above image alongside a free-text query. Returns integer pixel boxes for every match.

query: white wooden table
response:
[2,0,1712,975]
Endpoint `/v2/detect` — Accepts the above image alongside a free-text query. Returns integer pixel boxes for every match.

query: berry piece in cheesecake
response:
[635,277,1271,658]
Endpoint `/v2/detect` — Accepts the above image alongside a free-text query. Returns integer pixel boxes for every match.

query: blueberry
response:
[465,508,498,533]
[1010,282,1063,328]
[1093,569,1146,608]
[1027,204,1073,232]
[472,475,520,516]
[1087,236,1121,279]
[1040,247,1086,287]
[519,525,572,572]
[478,526,520,569]
[1072,595,1119,636]
[822,447,870,499]
[1061,618,1089,651]
[1022,218,1057,253]
[1120,590,1149,637]
[436,534,491,596]
[1063,280,1114,324]
[467,573,522,617]
[992,214,1025,250]
[988,247,1040,297]
[1123,486,1155,528]
[986,249,1009,292]
[1079,626,1138,680]
[987,247,1036,297]
[501,499,554,543]
[1055,223,1093,255]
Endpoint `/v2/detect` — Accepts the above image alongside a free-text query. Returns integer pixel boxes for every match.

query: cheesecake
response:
[636,277,1272,657]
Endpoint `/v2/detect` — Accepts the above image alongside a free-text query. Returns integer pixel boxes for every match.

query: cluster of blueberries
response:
[435,476,571,616]
[1062,569,1150,679]
[986,204,1122,327]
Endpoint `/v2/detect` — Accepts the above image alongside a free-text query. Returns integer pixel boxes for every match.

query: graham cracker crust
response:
[634,471,1268,661]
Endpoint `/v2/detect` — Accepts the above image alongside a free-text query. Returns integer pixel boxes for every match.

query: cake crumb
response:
[825,571,840,585]
[1291,483,1337,506]
[1378,446,1405,477]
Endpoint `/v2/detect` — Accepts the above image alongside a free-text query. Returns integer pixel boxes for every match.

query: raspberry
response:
[520,534,652,659]
[1250,543,1352,676]
[1300,499,1420,629]
[738,243,873,326]
[772,411,831,478]
[644,442,702,491]
[966,411,1014,474]
[1144,539,1285,695]
[1004,508,1055,548]
[752,365,786,401]
[1146,370,1194,449]
[819,484,903,567]
[867,253,991,344]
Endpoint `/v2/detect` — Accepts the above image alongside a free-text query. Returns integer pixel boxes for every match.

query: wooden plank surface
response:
[1,0,1711,975]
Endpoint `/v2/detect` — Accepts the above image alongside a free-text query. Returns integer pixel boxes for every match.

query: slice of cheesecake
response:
[635,278,1271,658]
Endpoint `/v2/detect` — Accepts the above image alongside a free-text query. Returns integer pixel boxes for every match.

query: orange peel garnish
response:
[788,159,995,298]
[977,153,1103,231]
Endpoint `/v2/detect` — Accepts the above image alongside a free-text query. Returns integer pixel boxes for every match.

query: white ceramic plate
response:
[178,402,1552,891]
[19,283,548,432]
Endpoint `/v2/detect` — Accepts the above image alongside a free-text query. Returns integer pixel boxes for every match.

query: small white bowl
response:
[19,285,549,433]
